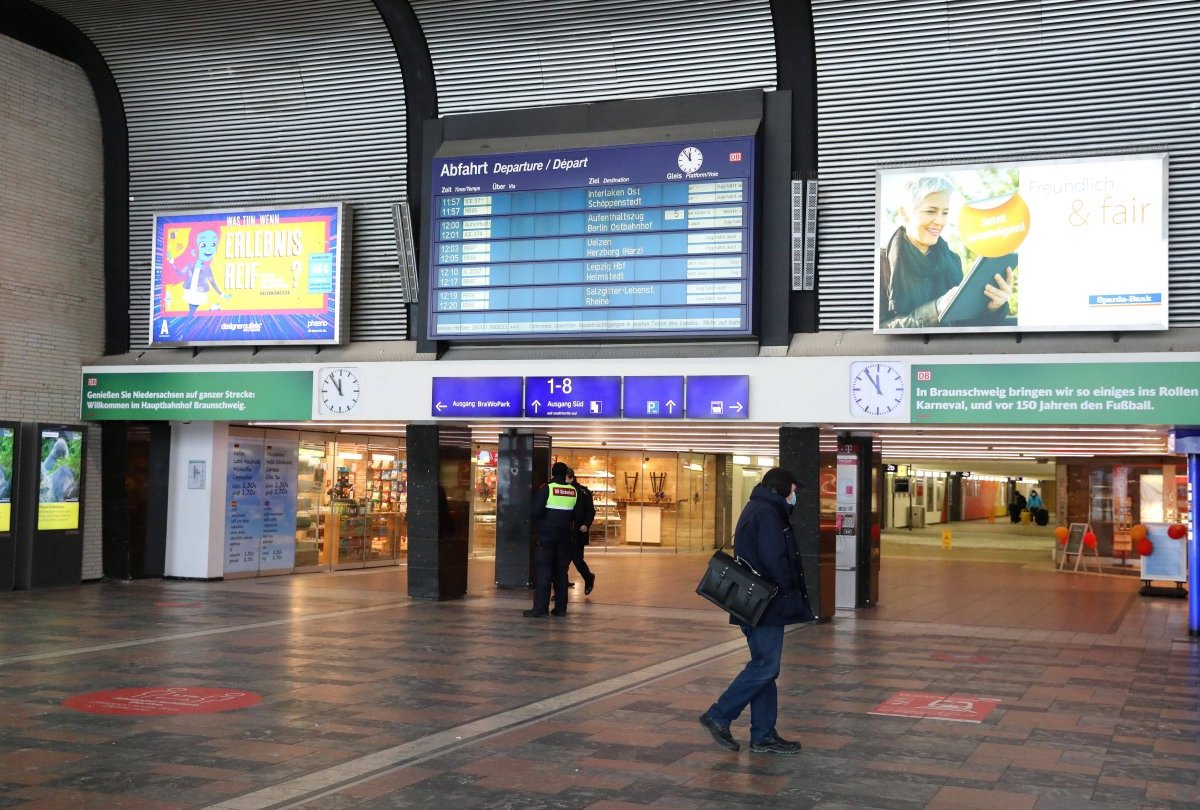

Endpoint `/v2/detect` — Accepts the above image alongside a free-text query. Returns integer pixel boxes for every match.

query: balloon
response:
[1136,538,1153,557]
[1130,524,1147,542]
[1167,523,1187,540]
[1055,526,1069,542]
[1082,532,1097,548]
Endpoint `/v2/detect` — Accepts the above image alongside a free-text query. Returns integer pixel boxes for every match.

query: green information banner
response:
[911,363,1200,424]
[82,371,313,421]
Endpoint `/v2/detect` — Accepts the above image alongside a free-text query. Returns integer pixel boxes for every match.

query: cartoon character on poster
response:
[163,226,231,315]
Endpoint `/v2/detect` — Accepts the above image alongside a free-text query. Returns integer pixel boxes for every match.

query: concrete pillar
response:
[494,429,551,588]
[406,423,470,601]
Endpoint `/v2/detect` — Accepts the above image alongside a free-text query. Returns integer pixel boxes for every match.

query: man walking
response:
[566,469,596,595]
[524,462,582,618]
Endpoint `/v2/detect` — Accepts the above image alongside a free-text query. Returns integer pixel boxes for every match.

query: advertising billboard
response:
[0,424,14,533]
[37,426,83,531]
[875,154,1167,334]
[149,203,348,346]
[428,136,756,341]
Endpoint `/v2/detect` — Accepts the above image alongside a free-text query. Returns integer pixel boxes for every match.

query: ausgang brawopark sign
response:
[912,363,1200,424]
[81,371,314,421]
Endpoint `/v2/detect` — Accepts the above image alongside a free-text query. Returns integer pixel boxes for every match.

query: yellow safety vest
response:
[545,483,578,511]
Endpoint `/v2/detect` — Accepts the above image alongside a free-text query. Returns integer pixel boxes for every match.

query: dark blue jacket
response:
[731,484,813,626]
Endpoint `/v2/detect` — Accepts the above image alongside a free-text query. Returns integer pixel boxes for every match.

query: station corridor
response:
[0,535,1196,809]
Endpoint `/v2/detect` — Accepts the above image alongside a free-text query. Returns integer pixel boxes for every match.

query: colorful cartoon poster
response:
[37,427,83,531]
[150,204,347,346]
[0,426,14,533]
[876,154,1167,334]
[259,439,298,573]
[224,438,264,574]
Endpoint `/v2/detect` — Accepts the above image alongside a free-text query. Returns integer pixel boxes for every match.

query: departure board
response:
[427,137,756,341]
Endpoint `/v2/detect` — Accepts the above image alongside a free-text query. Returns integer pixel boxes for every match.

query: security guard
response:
[524,461,582,617]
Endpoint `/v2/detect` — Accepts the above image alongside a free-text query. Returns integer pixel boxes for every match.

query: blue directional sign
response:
[623,376,684,419]
[685,375,749,419]
[432,377,524,417]
[525,376,621,418]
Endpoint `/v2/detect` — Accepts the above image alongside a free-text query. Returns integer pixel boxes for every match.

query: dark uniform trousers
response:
[533,536,573,615]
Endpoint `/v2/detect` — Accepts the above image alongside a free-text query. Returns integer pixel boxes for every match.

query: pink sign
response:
[64,686,262,716]
[869,691,1000,723]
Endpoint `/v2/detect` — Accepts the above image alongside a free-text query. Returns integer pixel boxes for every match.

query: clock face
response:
[320,368,360,414]
[677,147,704,174]
[849,361,906,417]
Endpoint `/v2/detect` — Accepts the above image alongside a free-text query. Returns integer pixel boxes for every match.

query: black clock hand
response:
[864,368,882,395]
[332,378,343,397]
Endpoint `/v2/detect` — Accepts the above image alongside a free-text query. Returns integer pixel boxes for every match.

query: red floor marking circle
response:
[63,686,261,716]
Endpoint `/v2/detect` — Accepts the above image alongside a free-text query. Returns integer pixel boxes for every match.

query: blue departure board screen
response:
[427,137,756,341]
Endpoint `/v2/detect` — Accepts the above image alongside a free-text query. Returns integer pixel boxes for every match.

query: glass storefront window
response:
[470,444,498,557]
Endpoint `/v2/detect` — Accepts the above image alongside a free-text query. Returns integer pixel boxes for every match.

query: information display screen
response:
[428,137,756,340]
[37,426,83,531]
[0,424,13,533]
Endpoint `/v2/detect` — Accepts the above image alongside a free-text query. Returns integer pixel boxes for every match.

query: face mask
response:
[786,491,797,506]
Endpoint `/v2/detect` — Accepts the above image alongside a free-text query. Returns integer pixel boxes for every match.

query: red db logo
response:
[916,370,932,381]
[729,152,742,162]
[87,377,97,386]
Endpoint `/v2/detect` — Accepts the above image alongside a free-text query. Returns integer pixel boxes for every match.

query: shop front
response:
[468,444,729,556]
[228,427,408,577]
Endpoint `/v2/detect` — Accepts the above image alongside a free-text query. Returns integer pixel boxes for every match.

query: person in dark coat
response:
[524,461,583,618]
[699,468,813,755]
[565,469,596,595]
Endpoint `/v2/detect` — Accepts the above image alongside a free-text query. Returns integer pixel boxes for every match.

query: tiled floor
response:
[0,527,1196,809]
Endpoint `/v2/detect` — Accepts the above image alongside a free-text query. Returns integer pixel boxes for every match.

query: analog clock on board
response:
[320,368,360,414]
[849,361,906,417]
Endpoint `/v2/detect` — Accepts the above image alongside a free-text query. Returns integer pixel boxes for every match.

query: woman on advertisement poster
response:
[879,176,1013,329]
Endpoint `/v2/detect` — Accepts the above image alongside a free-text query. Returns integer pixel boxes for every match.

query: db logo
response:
[916,370,932,381]
[87,378,97,386]
[729,152,742,162]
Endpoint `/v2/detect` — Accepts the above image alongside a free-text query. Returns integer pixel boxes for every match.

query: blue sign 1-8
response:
[525,376,621,418]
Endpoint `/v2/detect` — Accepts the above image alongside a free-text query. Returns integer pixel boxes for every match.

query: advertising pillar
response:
[1168,428,1200,635]
[495,429,551,589]
[0,422,19,590]
[14,423,87,589]
[835,433,878,610]
[406,423,470,601]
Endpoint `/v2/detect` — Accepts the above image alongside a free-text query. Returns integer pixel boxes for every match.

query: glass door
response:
[363,439,407,567]
[295,437,331,572]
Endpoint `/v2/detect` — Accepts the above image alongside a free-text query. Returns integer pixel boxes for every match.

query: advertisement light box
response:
[875,154,1167,334]
[149,203,349,346]
[0,423,14,534]
[428,136,757,341]
[37,426,84,532]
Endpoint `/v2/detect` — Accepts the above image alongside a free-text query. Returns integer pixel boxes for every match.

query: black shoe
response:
[750,732,801,754]
[568,581,576,588]
[522,609,548,618]
[584,575,595,595]
[699,712,739,752]
[551,609,566,616]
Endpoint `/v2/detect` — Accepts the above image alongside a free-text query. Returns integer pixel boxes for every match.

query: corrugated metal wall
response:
[411,0,776,114]
[812,0,1200,331]
[34,0,410,346]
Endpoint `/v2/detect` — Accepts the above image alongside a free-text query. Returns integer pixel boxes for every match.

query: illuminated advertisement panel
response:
[875,154,1167,334]
[37,426,83,532]
[428,136,757,340]
[0,424,13,533]
[149,203,348,346]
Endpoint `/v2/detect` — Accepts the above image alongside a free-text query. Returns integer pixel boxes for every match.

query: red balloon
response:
[1167,523,1187,540]
[1136,538,1154,557]
[1130,524,1147,542]
[1082,532,1097,548]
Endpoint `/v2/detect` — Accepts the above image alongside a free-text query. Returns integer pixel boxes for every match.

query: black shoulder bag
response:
[695,544,779,627]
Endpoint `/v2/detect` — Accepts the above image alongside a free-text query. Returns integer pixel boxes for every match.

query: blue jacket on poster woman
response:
[731,484,814,626]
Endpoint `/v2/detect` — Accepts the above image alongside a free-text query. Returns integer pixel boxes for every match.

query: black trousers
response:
[532,537,572,615]
[571,536,593,583]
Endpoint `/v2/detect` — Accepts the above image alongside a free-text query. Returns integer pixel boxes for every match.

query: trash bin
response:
[909,506,926,528]
[1020,509,1031,525]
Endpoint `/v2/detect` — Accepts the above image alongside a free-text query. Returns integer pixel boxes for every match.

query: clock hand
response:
[864,368,882,395]
[333,378,343,397]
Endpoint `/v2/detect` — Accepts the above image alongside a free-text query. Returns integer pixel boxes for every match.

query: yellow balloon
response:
[1130,524,1147,542]
[1054,526,1069,541]
[959,192,1030,257]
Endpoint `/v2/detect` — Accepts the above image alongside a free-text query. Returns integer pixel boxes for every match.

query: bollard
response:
[941,528,952,550]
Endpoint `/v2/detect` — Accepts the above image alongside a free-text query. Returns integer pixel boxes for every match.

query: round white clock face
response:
[320,368,360,414]
[677,147,704,174]
[850,362,905,416]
